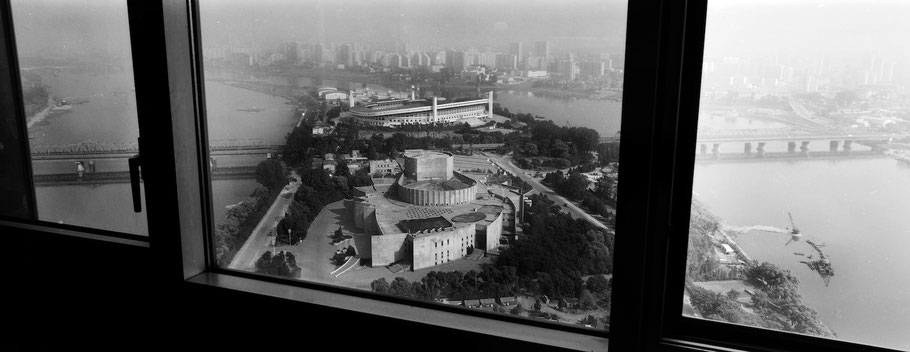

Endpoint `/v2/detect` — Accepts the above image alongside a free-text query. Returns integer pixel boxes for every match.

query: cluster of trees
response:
[497,194,615,299]
[332,246,357,266]
[687,284,765,326]
[685,200,725,281]
[255,158,288,191]
[254,251,301,278]
[274,166,351,248]
[21,72,49,116]
[371,266,520,301]
[541,168,616,218]
[214,186,276,266]
[743,262,832,336]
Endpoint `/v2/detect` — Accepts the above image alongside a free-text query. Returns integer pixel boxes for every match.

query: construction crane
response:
[785,212,803,246]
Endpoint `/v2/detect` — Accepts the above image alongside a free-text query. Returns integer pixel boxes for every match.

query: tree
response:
[371,278,390,293]
[335,157,351,177]
[254,251,301,278]
[586,275,609,294]
[255,158,288,191]
[332,251,348,266]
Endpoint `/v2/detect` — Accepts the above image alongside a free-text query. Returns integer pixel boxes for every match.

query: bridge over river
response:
[33,166,257,186]
[30,139,280,160]
[695,127,906,161]
[31,139,279,184]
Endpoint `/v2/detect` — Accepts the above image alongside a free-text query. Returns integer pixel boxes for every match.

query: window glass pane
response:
[12,0,148,235]
[201,0,625,331]
[684,1,910,349]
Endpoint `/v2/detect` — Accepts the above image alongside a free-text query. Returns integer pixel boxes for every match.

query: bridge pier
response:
[744,142,752,155]
[757,142,766,158]
[843,140,853,152]
[700,144,708,155]
[712,144,720,159]
[829,140,839,152]
[800,141,810,154]
[788,141,797,153]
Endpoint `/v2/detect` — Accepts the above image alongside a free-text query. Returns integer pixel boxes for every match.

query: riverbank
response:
[26,95,56,129]
[504,80,623,101]
[687,199,835,338]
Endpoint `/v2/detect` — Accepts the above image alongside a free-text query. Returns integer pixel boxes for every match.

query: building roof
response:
[400,178,471,191]
[397,216,452,234]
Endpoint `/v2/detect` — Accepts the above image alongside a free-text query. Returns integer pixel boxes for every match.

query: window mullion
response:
[0,0,37,220]
[127,0,206,281]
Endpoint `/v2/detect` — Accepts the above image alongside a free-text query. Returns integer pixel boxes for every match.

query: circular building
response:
[397,150,477,206]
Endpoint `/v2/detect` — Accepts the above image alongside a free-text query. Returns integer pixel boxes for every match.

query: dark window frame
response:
[610,1,906,352]
[0,0,902,351]
[0,0,151,244]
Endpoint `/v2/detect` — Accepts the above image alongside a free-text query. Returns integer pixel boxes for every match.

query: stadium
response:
[349,91,493,127]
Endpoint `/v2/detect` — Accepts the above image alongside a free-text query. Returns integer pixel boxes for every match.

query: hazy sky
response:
[11,0,132,60]
[198,0,628,53]
[11,0,910,63]
[704,0,910,58]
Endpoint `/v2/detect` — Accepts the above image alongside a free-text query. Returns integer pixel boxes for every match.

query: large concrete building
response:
[350,91,494,127]
[347,150,508,271]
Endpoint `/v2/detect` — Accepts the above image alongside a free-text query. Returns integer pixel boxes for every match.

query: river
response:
[28,68,296,235]
[693,158,910,350]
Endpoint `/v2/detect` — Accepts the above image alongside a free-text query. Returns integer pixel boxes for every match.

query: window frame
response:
[610,1,907,352]
[3,0,902,351]
[0,0,153,243]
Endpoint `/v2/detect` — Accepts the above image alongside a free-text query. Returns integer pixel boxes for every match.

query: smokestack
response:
[349,90,354,109]
[432,96,438,122]
[411,85,415,100]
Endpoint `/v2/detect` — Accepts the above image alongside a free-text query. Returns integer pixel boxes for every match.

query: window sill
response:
[0,219,149,247]
[187,271,608,351]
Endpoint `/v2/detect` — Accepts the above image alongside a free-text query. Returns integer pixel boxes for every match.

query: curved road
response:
[481,152,609,230]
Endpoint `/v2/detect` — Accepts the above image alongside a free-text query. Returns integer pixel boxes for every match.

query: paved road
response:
[482,152,609,230]
[228,178,301,271]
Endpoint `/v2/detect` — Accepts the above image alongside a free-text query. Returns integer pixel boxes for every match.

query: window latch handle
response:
[128,154,142,213]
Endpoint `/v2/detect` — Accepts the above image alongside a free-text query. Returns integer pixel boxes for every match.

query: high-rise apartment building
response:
[496,54,518,70]
[510,41,524,64]
[338,44,354,67]
[534,41,550,59]
[579,61,605,77]
[285,41,299,63]
[447,50,467,72]
[313,43,325,64]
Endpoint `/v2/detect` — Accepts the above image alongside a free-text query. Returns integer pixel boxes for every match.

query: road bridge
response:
[695,127,905,157]
[694,150,883,163]
[33,166,257,186]
[695,127,903,143]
